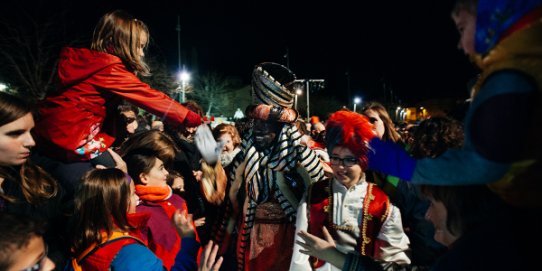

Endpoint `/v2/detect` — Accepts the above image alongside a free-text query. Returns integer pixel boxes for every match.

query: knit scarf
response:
[135,185,172,202]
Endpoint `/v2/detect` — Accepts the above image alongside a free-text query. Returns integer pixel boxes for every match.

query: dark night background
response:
[1,0,479,109]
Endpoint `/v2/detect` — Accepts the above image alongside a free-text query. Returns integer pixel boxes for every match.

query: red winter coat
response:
[33,47,191,162]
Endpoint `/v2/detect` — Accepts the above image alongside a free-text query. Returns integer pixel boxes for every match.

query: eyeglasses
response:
[21,244,48,271]
[329,155,358,167]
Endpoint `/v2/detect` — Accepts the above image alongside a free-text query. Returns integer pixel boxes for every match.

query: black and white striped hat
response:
[251,62,296,108]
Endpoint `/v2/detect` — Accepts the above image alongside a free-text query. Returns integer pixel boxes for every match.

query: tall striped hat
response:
[251,62,296,108]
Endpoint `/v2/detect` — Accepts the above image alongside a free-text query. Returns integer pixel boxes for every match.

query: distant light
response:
[354,97,361,104]
[296,88,303,95]
[179,71,190,82]
[396,106,401,110]
[0,83,7,91]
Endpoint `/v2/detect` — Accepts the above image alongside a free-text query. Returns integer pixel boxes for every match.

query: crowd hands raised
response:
[1,0,541,270]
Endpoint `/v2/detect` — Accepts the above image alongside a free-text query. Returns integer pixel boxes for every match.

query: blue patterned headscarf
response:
[476,0,542,54]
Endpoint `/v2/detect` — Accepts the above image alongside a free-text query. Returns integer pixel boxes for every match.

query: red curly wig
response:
[325,110,375,169]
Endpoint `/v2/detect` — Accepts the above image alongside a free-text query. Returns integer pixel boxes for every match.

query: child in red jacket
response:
[31,10,201,196]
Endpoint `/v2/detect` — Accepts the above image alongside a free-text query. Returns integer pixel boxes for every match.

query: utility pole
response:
[176,16,181,71]
[294,79,325,121]
[346,69,351,108]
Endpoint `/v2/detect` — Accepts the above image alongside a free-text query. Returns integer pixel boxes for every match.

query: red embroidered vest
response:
[307,178,390,269]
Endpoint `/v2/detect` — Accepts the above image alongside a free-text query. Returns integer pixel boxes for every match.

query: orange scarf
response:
[135,185,172,202]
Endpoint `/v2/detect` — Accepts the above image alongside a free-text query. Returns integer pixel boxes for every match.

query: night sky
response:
[3,0,479,106]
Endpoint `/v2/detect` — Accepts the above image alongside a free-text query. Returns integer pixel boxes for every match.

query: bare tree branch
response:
[0,1,70,100]
[188,72,244,117]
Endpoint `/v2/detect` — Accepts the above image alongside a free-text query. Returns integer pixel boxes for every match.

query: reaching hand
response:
[194,124,223,165]
[296,226,347,268]
[194,217,206,227]
[95,148,128,173]
[172,209,196,238]
[183,110,203,127]
[193,170,203,182]
[199,240,223,271]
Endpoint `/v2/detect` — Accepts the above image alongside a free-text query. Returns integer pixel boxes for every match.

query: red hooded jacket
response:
[33,47,191,162]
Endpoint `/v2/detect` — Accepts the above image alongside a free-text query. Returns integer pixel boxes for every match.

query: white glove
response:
[195,124,224,165]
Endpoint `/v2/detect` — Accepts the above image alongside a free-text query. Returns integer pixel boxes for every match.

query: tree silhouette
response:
[0,1,73,100]
[187,72,245,117]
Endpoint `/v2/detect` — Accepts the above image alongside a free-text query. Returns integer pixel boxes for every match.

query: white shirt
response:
[289,178,411,271]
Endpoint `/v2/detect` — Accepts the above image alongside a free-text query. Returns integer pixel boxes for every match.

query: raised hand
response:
[95,148,128,173]
[172,209,196,238]
[296,226,346,268]
[198,240,223,271]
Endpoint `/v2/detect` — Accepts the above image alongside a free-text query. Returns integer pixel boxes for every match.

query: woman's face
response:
[128,181,139,214]
[330,146,363,188]
[452,9,476,56]
[219,133,235,153]
[364,109,385,139]
[425,196,459,247]
[8,235,55,271]
[0,113,35,166]
[140,158,169,187]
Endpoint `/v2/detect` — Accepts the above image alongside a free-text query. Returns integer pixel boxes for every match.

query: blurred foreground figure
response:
[367,0,542,208]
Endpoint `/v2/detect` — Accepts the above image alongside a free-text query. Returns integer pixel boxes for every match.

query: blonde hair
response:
[91,10,150,76]
[200,161,226,205]
[212,123,241,148]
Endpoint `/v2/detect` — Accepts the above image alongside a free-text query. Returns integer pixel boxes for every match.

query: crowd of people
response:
[1,0,541,270]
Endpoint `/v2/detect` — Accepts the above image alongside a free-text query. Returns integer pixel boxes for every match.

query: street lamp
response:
[294,88,303,111]
[178,70,190,103]
[294,79,324,121]
[353,97,361,112]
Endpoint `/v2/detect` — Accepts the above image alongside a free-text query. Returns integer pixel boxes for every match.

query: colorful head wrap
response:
[475,0,542,54]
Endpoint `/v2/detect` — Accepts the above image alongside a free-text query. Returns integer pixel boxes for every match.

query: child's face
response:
[452,9,476,56]
[330,146,363,189]
[128,181,139,214]
[219,132,235,153]
[137,31,148,60]
[425,196,459,247]
[140,158,169,187]
[8,235,55,271]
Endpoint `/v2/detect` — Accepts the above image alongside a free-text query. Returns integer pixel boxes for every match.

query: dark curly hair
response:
[409,117,464,159]
[0,213,45,270]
